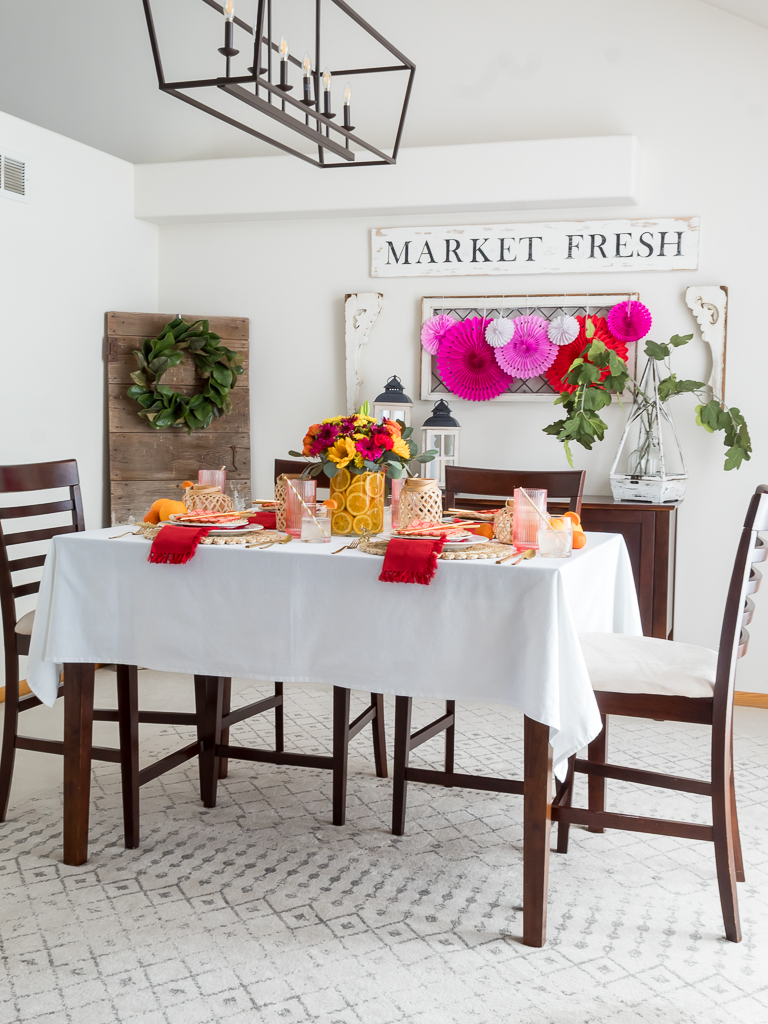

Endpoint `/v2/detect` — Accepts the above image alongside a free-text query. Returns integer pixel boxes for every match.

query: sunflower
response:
[391,437,411,460]
[326,436,358,469]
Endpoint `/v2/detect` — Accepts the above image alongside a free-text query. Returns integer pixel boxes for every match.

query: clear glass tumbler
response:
[513,487,548,550]
[285,478,317,538]
[389,477,405,531]
[198,469,226,491]
[301,505,331,543]
[538,519,573,558]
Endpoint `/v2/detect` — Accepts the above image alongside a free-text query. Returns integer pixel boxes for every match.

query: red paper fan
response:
[437,317,514,401]
[545,315,628,394]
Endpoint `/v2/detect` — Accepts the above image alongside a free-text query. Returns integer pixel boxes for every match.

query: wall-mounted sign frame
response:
[373,218,699,278]
[420,294,639,403]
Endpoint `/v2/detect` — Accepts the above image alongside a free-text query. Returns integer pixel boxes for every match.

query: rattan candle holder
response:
[398,477,443,529]
[493,500,515,545]
[183,486,234,514]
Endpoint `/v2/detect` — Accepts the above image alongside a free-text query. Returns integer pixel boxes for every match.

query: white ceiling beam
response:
[134,136,640,224]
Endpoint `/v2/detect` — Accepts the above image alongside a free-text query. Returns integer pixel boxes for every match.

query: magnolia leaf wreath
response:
[126,317,243,433]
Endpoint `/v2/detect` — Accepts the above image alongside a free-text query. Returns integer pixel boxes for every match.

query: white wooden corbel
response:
[685,286,728,401]
[345,292,383,413]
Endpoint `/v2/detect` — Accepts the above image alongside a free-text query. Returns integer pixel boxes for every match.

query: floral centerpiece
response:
[289,407,436,535]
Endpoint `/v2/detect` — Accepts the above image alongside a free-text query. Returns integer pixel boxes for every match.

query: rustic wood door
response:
[107,312,250,524]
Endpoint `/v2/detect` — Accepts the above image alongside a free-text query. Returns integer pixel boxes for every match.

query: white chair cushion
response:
[15,610,35,635]
[579,633,717,699]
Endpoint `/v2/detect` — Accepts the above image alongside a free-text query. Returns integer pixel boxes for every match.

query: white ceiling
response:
[1,0,766,166]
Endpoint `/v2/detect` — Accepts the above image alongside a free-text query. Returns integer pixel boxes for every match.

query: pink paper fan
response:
[607,300,652,342]
[495,315,557,379]
[437,317,514,401]
[421,314,456,355]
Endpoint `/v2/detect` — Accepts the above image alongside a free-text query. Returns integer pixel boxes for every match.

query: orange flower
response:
[302,423,322,455]
[383,419,402,438]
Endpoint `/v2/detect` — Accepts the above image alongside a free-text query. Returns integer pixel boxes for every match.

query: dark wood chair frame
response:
[552,484,768,943]
[390,467,587,841]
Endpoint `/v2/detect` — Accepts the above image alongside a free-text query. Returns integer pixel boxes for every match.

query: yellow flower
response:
[326,437,357,469]
[391,437,411,459]
[354,453,365,468]
[355,415,376,426]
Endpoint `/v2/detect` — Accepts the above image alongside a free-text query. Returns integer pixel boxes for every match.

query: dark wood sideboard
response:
[573,495,678,640]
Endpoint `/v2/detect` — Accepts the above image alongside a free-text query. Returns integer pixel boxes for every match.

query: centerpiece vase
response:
[610,359,688,503]
[329,469,386,535]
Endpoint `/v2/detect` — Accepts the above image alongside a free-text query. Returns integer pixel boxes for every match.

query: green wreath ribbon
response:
[126,317,244,433]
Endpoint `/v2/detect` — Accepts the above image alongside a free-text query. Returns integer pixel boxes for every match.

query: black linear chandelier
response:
[142,0,415,167]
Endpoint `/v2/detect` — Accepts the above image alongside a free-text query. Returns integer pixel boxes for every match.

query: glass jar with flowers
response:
[289,407,437,536]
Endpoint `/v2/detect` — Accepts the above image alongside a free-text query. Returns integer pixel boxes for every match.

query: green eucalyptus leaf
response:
[323,461,338,478]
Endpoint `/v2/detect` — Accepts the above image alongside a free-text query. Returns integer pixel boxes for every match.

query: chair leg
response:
[445,700,455,775]
[729,731,745,883]
[587,714,608,833]
[116,665,140,850]
[391,696,412,836]
[712,753,742,942]
[218,678,232,780]
[0,666,20,821]
[556,755,576,854]
[371,693,388,779]
[332,686,351,826]
[194,676,224,809]
[274,681,284,753]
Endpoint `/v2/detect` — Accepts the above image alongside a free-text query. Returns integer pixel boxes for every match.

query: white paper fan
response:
[548,314,580,347]
[485,317,515,348]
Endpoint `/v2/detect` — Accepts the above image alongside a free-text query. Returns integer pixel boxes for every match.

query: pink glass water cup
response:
[285,478,317,538]
[390,477,405,531]
[512,488,548,550]
[198,469,226,491]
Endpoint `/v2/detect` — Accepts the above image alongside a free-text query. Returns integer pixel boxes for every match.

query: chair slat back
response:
[0,461,84,654]
[273,459,332,490]
[444,467,585,515]
[714,486,768,715]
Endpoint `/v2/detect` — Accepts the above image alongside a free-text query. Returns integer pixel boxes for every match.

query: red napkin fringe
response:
[379,536,446,585]
[148,525,212,565]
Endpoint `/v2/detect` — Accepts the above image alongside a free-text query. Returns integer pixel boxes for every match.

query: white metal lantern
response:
[373,376,413,427]
[420,400,461,488]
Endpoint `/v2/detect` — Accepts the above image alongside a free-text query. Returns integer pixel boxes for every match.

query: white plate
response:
[386,533,489,551]
[167,518,262,534]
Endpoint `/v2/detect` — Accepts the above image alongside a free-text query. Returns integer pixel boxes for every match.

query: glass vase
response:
[329,469,386,536]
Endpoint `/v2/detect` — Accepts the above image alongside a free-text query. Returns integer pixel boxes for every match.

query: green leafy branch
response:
[126,317,243,433]
[543,331,752,471]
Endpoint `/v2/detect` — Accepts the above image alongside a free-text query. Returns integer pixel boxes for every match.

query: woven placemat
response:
[129,524,285,547]
[358,537,515,560]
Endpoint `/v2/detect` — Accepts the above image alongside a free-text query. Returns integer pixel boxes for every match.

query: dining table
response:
[26,526,642,947]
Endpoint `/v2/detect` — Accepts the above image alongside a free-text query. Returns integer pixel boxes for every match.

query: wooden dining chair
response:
[389,467,586,837]
[553,484,768,942]
[189,459,388,827]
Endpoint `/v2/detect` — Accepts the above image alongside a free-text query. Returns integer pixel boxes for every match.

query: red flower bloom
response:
[372,429,394,450]
[545,315,628,394]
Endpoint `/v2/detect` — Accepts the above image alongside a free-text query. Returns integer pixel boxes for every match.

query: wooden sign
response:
[371,217,699,278]
[107,311,250,525]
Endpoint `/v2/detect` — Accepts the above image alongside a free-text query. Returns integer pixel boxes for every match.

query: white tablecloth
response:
[27,529,642,776]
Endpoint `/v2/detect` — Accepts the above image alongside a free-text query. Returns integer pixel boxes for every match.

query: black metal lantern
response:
[421,400,461,487]
[141,0,415,168]
[372,376,413,426]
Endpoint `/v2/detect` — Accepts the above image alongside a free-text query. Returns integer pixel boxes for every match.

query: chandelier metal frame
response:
[142,0,415,168]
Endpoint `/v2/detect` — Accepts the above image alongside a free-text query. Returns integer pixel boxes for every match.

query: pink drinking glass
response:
[513,488,548,550]
[285,478,317,538]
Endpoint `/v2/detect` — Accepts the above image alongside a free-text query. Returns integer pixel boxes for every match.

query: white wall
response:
[155,0,768,692]
[0,110,158,529]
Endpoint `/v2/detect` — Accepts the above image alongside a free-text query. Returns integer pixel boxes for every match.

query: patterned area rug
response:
[1,677,767,1024]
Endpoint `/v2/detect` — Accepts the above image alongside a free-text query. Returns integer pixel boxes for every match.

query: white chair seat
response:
[15,610,35,635]
[579,633,717,699]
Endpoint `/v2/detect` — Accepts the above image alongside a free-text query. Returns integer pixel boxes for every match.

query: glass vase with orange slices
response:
[288,402,438,535]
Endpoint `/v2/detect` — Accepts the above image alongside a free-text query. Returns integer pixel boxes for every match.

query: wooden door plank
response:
[106,312,248,341]
[111,479,253,525]
[108,384,250,433]
[108,346,249,388]
[110,432,251,480]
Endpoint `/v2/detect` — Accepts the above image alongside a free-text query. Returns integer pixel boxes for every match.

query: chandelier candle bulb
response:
[302,54,313,104]
[343,83,353,129]
[219,0,239,61]
[279,36,291,89]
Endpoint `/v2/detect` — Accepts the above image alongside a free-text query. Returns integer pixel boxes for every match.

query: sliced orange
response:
[353,513,372,534]
[182,480,194,489]
[332,510,353,535]
[563,511,581,527]
[330,468,351,492]
[548,517,565,531]
[346,491,371,516]
[322,498,338,510]
[368,507,383,533]
[366,472,385,498]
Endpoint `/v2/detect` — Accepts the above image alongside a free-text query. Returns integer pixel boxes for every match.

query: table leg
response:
[116,665,140,850]
[63,663,95,866]
[194,676,224,808]
[332,686,351,826]
[391,696,413,836]
[523,716,552,947]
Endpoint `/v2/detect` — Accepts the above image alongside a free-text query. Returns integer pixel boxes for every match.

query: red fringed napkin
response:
[148,525,212,565]
[247,511,277,530]
[379,536,446,586]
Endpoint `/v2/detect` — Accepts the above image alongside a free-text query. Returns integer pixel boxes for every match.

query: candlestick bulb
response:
[303,53,311,76]
[344,83,351,105]
[323,68,332,91]
[280,36,288,60]
[224,0,234,21]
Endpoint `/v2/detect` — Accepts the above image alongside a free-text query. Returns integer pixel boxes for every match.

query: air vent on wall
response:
[0,151,28,202]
